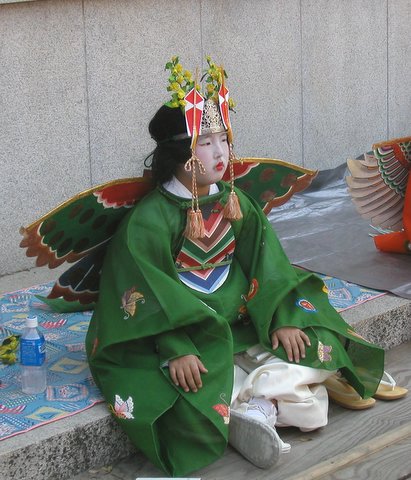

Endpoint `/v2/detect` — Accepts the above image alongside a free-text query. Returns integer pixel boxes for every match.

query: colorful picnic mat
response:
[0,283,102,441]
[317,274,386,311]
[0,278,385,441]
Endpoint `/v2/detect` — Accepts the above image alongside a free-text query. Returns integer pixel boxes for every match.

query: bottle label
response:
[20,337,46,366]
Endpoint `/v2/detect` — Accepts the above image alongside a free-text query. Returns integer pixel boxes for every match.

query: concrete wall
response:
[1,0,410,276]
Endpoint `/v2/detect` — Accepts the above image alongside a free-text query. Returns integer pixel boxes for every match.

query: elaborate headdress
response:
[164,56,242,239]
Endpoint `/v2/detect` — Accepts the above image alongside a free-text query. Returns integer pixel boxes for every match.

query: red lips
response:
[216,162,225,171]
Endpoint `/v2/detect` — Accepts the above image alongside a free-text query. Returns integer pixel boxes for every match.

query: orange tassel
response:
[183,152,206,239]
[223,191,243,220]
[185,209,205,240]
[223,145,243,221]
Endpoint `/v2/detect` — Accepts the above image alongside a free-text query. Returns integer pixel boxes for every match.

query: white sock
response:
[244,396,277,427]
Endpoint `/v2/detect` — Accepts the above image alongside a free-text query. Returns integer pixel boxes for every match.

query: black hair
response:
[148,105,192,185]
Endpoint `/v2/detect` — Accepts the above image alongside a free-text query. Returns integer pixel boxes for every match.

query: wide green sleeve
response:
[232,187,301,339]
[86,189,235,476]
[155,329,200,365]
[232,188,384,398]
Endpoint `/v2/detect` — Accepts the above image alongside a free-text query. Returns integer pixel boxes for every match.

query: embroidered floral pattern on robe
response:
[120,286,145,319]
[109,394,135,419]
[317,341,333,363]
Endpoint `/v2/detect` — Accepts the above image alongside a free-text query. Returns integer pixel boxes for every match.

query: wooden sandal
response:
[373,371,408,400]
[323,374,376,410]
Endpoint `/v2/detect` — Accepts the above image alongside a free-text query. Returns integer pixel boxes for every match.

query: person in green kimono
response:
[85,58,385,476]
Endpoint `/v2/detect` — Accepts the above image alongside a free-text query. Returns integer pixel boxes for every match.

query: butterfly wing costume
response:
[82,184,383,475]
[19,53,385,475]
[20,169,384,475]
[19,159,317,307]
[19,176,153,309]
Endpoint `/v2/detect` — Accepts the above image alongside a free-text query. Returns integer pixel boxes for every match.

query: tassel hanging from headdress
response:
[185,208,205,239]
[223,145,243,221]
[184,153,206,239]
[183,70,207,240]
[217,66,242,221]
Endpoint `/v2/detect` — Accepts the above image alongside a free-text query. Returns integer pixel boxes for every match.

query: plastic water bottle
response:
[20,315,47,394]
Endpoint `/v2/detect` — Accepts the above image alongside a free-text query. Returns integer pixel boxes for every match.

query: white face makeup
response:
[176,132,229,196]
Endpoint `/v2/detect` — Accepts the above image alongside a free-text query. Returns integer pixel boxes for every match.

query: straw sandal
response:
[373,371,408,400]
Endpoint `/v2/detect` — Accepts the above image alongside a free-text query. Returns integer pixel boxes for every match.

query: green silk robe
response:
[85,182,384,476]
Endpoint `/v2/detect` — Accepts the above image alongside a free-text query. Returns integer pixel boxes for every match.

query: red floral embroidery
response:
[213,404,230,424]
[213,393,230,424]
[296,298,317,312]
[242,279,259,302]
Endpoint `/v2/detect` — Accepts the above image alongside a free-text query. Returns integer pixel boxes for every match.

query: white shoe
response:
[229,410,286,469]
[229,397,291,462]
[246,398,291,454]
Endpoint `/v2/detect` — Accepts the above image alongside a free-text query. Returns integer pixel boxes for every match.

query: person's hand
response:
[271,327,311,363]
[169,355,208,393]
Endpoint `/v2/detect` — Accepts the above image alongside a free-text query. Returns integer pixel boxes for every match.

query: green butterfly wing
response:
[20,159,316,309]
[20,176,153,268]
[223,157,318,213]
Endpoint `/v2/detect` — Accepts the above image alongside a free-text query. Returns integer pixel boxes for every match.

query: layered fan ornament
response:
[20,159,317,307]
[346,136,411,254]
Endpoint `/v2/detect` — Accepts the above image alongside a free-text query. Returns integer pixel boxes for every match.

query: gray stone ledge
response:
[0,404,135,480]
[341,294,411,349]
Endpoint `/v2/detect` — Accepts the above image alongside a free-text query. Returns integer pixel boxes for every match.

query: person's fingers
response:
[183,365,198,392]
[169,366,179,386]
[282,338,294,362]
[191,364,202,390]
[271,332,279,350]
[296,334,306,359]
[196,358,208,374]
[169,356,209,393]
[301,330,311,347]
[176,368,189,392]
[290,337,300,363]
